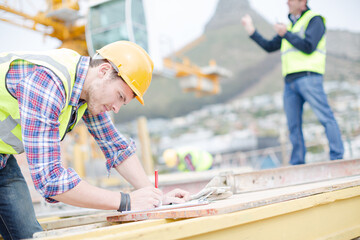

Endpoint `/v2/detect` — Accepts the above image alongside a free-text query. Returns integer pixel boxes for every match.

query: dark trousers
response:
[0,155,42,239]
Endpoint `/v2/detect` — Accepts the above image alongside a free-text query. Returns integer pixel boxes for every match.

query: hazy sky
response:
[0,0,358,67]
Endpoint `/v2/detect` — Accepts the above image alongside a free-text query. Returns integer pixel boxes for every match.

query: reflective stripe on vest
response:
[280,10,326,76]
[281,47,326,56]
[0,116,23,153]
[0,49,83,154]
[0,53,72,102]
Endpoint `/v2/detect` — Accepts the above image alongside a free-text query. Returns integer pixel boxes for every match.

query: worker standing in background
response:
[163,148,213,171]
[241,0,344,165]
[0,41,189,239]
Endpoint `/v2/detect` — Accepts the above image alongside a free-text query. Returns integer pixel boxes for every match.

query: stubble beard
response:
[85,84,98,115]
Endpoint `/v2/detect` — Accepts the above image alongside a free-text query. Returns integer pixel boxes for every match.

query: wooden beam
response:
[226,158,360,193]
[107,186,360,240]
[35,219,177,239]
[108,175,360,222]
[34,222,111,239]
[33,160,360,239]
[40,213,109,230]
[36,181,360,239]
[137,117,154,175]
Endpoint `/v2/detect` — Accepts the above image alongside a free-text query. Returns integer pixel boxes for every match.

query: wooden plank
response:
[36,208,106,219]
[137,117,154,175]
[34,222,111,238]
[31,160,360,239]
[37,184,360,240]
[107,175,360,222]
[110,186,360,240]
[226,158,360,193]
[35,219,178,239]
[40,212,110,230]
[160,159,360,196]
[102,187,360,240]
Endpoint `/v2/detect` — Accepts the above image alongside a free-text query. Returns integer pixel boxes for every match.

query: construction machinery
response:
[163,35,232,96]
[163,55,231,97]
[0,0,148,55]
[0,0,87,54]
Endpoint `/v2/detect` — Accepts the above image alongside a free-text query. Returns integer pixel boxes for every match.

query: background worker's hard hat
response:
[163,149,178,168]
[96,41,154,105]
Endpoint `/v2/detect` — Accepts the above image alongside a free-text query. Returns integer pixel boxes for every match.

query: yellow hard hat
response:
[163,149,178,168]
[96,41,154,105]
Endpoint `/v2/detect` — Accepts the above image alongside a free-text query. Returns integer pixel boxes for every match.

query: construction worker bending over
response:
[0,41,189,239]
[163,148,213,172]
[241,0,344,165]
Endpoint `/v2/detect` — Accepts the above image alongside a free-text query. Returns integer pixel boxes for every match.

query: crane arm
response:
[0,4,70,40]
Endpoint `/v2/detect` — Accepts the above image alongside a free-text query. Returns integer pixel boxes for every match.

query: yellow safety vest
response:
[281,10,326,76]
[177,149,213,172]
[0,49,87,154]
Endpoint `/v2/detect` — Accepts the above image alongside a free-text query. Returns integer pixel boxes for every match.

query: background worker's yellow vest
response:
[177,149,213,172]
[280,10,326,76]
[0,49,87,154]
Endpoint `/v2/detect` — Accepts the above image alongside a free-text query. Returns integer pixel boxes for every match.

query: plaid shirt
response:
[0,56,136,203]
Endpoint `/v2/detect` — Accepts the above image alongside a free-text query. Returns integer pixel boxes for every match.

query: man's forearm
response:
[250,31,282,52]
[115,154,153,189]
[52,181,120,210]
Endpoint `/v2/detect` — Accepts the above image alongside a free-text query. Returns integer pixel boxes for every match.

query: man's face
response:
[287,0,305,15]
[86,67,135,116]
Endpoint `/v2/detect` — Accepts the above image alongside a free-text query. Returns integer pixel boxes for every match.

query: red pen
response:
[155,170,158,188]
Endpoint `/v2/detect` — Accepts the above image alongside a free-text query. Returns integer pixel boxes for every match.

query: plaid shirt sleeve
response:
[81,110,136,174]
[17,67,81,203]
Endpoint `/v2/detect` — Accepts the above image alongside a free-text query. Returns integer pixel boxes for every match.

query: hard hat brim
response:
[117,70,145,105]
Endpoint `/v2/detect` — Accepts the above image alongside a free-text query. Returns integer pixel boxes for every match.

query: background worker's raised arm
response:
[241,14,255,35]
[241,14,282,52]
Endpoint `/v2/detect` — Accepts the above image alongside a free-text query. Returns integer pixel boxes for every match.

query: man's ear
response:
[98,62,112,78]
